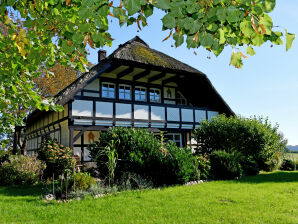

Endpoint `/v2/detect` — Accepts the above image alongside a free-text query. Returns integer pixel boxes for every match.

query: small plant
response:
[0,155,46,185]
[197,155,211,180]
[280,159,296,171]
[37,136,76,178]
[72,172,96,191]
[209,150,242,180]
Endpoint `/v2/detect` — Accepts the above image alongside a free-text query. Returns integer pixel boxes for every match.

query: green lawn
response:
[0,171,297,224]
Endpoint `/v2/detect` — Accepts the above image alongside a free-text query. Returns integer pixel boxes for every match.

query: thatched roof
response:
[27,36,234,123]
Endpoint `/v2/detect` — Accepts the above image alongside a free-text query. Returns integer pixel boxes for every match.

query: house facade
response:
[25,36,234,162]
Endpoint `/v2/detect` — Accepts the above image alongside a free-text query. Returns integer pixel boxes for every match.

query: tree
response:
[0,0,295,138]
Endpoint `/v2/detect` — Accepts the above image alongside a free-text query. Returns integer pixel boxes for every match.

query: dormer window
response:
[135,86,146,101]
[149,88,161,103]
[177,91,187,105]
[119,84,131,100]
[102,82,115,98]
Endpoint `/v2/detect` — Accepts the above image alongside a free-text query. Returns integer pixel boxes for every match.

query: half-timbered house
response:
[25,36,234,162]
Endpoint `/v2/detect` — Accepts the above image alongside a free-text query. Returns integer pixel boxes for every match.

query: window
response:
[149,88,161,103]
[165,133,182,147]
[177,91,187,105]
[102,82,115,98]
[135,86,147,101]
[119,84,131,100]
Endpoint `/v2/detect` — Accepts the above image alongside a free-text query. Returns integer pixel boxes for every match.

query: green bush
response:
[37,137,76,178]
[209,151,242,180]
[193,115,287,171]
[0,155,46,185]
[239,157,260,176]
[72,172,96,190]
[280,159,296,171]
[89,127,199,186]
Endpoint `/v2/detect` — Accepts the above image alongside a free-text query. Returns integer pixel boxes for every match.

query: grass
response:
[0,171,297,224]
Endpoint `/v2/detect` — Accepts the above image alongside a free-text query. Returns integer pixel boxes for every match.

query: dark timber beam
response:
[148,72,166,83]
[117,67,134,79]
[73,129,86,143]
[162,75,179,85]
[133,69,151,81]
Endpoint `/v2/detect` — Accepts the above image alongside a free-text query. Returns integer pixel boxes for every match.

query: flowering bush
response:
[37,137,75,178]
[197,155,211,180]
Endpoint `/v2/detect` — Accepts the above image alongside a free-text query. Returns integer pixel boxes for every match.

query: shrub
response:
[193,115,287,171]
[89,127,199,186]
[72,172,96,191]
[0,155,46,185]
[209,150,242,180]
[239,157,260,176]
[117,172,154,190]
[280,159,296,171]
[37,137,76,178]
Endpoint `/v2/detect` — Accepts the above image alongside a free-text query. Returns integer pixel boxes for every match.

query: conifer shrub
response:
[280,159,296,171]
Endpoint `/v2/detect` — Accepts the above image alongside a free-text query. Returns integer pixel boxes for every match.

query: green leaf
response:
[189,20,202,35]
[200,33,214,48]
[259,14,273,35]
[156,0,170,10]
[246,46,256,56]
[124,0,141,16]
[251,33,265,46]
[78,7,89,20]
[162,14,176,29]
[173,32,184,47]
[216,7,226,22]
[285,29,295,51]
[226,6,239,23]
[219,28,226,45]
[263,0,276,13]
[182,17,194,31]
[144,4,153,17]
[230,52,243,68]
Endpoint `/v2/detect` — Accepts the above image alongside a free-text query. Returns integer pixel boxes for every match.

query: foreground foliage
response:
[0,155,45,185]
[194,115,287,172]
[0,172,297,224]
[0,0,295,137]
[89,127,199,185]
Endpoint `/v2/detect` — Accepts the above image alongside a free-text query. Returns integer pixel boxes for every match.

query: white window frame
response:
[166,133,182,147]
[119,84,131,100]
[135,86,147,101]
[101,82,115,98]
[149,88,161,103]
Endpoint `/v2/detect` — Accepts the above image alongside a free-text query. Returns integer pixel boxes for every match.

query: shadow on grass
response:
[0,184,47,197]
[238,171,298,184]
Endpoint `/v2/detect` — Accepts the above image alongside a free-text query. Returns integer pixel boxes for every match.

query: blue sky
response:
[87,0,298,145]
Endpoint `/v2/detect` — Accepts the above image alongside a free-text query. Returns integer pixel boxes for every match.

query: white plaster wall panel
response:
[167,107,180,121]
[115,121,131,126]
[208,111,219,120]
[84,92,100,97]
[182,109,194,122]
[74,119,93,125]
[74,131,81,144]
[50,132,54,140]
[72,100,93,117]
[60,120,69,147]
[195,110,207,123]
[95,120,113,126]
[151,123,165,128]
[167,123,180,129]
[96,102,113,118]
[182,124,193,129]
[116,103,131,119]
[84,78,99,91]
[134,122,149,127]
[134,105,149,120]
[84,147,91,161]
[38,136,41,148]
[151,106,165,120]
[73,147,81,159]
